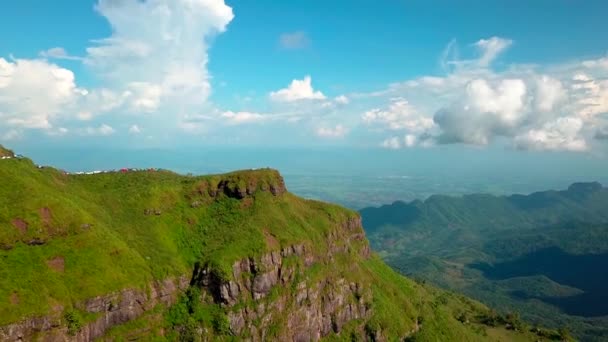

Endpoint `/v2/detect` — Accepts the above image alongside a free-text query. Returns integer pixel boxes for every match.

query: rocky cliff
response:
[0,277,189,341]
[1,216,378,341]
[192,217,373,341]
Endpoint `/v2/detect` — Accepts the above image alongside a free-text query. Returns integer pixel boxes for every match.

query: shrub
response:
[64,309,84,335]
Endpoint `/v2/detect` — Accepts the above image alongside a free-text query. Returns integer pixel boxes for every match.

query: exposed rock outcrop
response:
[189,217,373,341]
[1,214,374,341]
[0,277,189,342]
[192,168,287,200]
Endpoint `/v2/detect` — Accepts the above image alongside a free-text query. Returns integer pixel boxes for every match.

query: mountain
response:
[360,184,608,341]
[0,147,557,341]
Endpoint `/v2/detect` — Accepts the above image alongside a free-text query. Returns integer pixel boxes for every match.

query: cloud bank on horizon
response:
[0,0,607,153]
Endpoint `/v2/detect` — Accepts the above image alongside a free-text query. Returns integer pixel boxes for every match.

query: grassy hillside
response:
[0,148,558,341]
[361,186,608,341]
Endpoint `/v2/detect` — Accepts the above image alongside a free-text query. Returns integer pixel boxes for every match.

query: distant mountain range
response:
[360,182,608,341]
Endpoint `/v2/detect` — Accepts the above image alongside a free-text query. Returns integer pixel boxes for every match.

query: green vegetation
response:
[63,309,83,335]
[361,184,608,341]
[0,148,548,340]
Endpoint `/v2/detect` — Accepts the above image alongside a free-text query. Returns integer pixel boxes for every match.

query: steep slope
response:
[0,149,554,341]
[361,186,608,341]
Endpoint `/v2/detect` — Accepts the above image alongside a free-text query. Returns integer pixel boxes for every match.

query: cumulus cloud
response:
[279,31,310,50]
[85,0,233,114]
[363,97,435,133]
[434,78,527,145]
[1,0,236,139]
[316,125,348,138]
[270,76,326,102]
[0,57,85,129]
[515,117,587,151]
[534,75,565,112]
[572,73,608,119]
[361,36,608,152]
[363,97,436,148]
[431,74,587,148]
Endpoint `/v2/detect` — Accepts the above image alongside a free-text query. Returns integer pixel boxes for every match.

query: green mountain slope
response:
[361,185,608,341]
[0,148,554,341]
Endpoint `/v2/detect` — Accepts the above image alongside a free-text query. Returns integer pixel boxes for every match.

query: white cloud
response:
[404,134,418,147]
[474,37,513,67]
[2,0,235,138]
[39,47,82,61]
[48,127,69,137]
[279,31,310,50]
[515,117,587,151]
[85,0,234,113]
[82,124,115,136]
[129,125,141,134]
[270,76,326,102]
[381,137,401,149]
[0,57,84,129]
[125,82,162,113]
[316,125,348,138]
[571,73,608,119]
[334,95,350,105]
[582,57,608,70]
[221,111,266,124]
[534,75,565,112]
[363,97,435,132]
[380,134,431,149]
[432,78,529,145]
[359,37,608,151]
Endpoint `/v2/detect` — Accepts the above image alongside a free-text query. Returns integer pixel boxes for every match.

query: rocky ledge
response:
[191,168,287,200]
[0,276,189,342]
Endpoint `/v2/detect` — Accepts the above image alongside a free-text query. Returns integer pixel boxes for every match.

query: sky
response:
[1,0,608,154]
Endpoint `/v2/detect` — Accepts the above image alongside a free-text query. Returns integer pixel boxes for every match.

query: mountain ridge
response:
[0,147,554,341]
[360,183,608,341]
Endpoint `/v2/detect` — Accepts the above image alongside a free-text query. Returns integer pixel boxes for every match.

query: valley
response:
[361,186,608,341]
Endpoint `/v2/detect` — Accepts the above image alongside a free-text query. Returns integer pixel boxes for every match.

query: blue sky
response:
[1,0,608,154]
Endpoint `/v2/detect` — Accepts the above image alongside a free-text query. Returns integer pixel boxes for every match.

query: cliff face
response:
[192,217,372,341]
[0,217,375,342]
[0,277,189,341]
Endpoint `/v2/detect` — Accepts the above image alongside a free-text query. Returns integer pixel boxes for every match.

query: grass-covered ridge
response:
[0,155,349,324]
[0,150,554,340]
